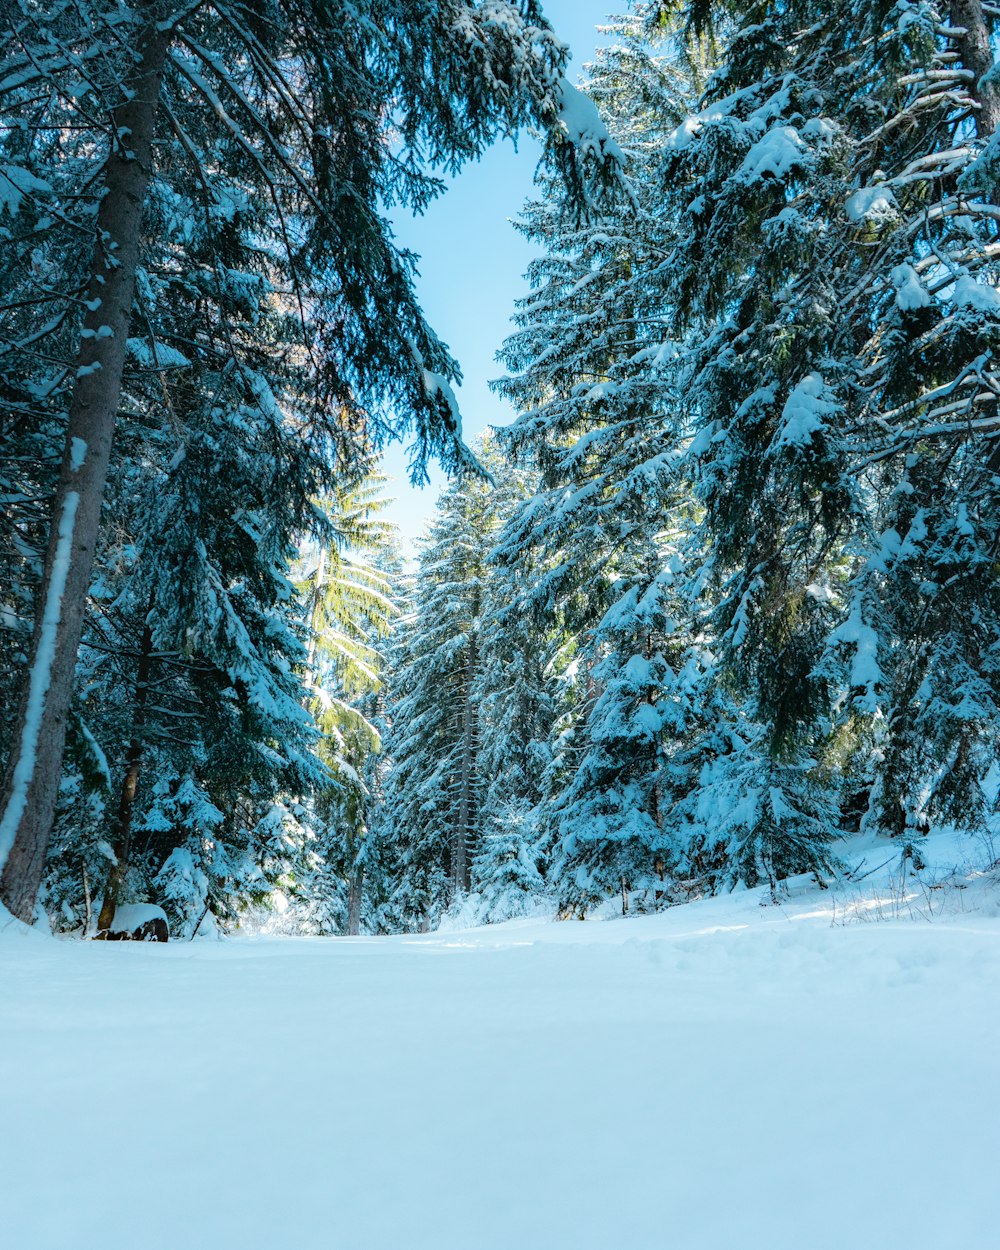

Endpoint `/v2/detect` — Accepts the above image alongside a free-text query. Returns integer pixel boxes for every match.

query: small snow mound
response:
[953,275,1000,313]
[110,903,168,934]
[421,368,462,432]
[890,263,930,312]
[0,163,52,216]
[737,126,810,183]
[800,116,839,144]
[846,185,897,223]
[665,99,735,152]
[0,901,50,943]
[126,338,191,369]
[555,79,624,164]
[771,373,837,452]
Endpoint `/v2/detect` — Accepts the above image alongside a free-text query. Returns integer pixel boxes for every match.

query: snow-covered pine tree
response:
[338,538,417,935]
[494,10,708,911]
[472,573,558,919]
[472,797,545,919]
[295,472,397,935]
[382,461,496,921]
[654,0,1000,848]
[0,0,627,921]
[23,17,348,932]
[380,438,547,926]
[41,350,331,935]
[444,450,566,922]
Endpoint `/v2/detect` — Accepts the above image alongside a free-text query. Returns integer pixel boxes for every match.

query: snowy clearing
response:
[2,834,999,1250]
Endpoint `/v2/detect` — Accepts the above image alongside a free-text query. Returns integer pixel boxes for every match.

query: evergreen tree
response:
[382,463,495,919]
[41,362,329,933]
[652,0,1000,847]
[0,0,626,922]
[380,439,547,925]
[296,472,396,935]
[473,583,557,917]
[495,10,712,909]
[472,797,545,919]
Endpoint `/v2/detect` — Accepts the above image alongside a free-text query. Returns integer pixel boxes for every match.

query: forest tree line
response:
[2,0,999,935]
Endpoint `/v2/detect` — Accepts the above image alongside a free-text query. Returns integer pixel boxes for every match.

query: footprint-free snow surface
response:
[2,838,999,1250]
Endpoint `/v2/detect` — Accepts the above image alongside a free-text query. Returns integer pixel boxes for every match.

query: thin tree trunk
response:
[190,897,212,940]
[453,635,478,895]
[951,0,1000,136]
[347,863,363,936]
[0,18,170,921]
[82,865,92,936]
[305,544,327,687]
[96,605,156,935]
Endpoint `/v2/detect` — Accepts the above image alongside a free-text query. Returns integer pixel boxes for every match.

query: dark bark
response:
[96,606,156,935]
[952,0,1000,137]
[82,865,92,935]
[347,865,363,936]
[0,18,170,921]
[452,635,478,895]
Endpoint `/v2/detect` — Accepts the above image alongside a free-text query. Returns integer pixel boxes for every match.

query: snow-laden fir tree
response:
[472,797,545,919]
[472,570,558,919]
[494,9,718,910]
[0,0,626,922]
[380,439,549,927]
[292,472,398,935]
[41,349,331,935]
[652,0,1000,847]
[382,453,496,922]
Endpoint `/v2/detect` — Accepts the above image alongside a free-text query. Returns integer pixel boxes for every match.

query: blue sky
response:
[381,1,618,548]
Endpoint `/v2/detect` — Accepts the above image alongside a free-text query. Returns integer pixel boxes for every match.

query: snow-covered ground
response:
[2,831,998,1250]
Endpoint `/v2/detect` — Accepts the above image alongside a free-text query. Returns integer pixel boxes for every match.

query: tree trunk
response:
[347,864,363,936]
[452,635,478,895]
[305,544,327,687]
[0,19,170,921]
[951,0,1000,136]
[96,606,156,935]
[82,865,92,936]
